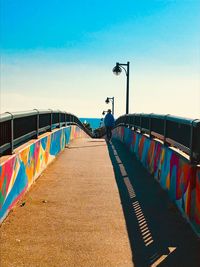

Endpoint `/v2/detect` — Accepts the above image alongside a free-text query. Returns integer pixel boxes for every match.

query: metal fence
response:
[115,113,200,164]
[93,126,106,138]
[0,109,93,156]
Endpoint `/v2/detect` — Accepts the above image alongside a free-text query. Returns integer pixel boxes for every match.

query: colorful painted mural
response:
[113,126,200,235]
[0,125,89,223]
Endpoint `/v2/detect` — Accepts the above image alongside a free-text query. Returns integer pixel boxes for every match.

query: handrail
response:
[93,126,106,138]
[114,113,200,164]
[0,109,93,155]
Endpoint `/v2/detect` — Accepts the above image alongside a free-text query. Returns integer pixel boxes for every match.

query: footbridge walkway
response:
[0,110,200,267]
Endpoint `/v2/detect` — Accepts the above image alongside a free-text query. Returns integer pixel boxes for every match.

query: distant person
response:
[104,109,115,141]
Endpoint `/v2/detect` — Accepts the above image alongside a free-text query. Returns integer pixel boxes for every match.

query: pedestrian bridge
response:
[0,110,200,267]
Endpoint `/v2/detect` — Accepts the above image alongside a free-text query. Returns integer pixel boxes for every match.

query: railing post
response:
[190,122,194,163]
[149,113,152,138]
[140,114,142,132]
[49,109,53,132]
[164,114,169,144]
[133,114,135,131]
[33,109,39,138]
[58,111,61,128]
[5,112,14,154]
[65,112,67,127]
[190,119,199,163]
[11,117,14,154]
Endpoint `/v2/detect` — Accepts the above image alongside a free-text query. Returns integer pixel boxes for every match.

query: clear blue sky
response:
[1,0,200,118]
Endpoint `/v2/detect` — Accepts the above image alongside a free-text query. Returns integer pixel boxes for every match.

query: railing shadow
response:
[68,139,106,149]
[68,144,106,149]
[107,139,200,267]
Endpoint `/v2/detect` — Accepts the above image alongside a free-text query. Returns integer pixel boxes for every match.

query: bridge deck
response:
[1,138,199,267]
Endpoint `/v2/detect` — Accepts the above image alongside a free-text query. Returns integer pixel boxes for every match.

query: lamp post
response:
[112,61,130,114]
[105,97,114,116]
[102,110,107,116]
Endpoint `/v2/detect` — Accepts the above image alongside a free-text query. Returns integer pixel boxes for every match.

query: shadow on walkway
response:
[68,144,106,149]
[107,139,200,267]
[68,139,106,149]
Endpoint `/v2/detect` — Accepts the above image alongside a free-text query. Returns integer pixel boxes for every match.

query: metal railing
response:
[0,109,93,156]
[115,113,200,164]
[93,126,106,138]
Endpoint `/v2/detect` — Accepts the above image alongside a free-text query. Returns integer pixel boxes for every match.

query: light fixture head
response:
[102,111,105,115]
[112,63,122,76]
[105,97,109,104]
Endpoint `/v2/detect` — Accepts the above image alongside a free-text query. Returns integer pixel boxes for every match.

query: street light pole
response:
[112,97,114,116]
[105,97,115,116]
[126,62,130,115]
[113,61,130,114]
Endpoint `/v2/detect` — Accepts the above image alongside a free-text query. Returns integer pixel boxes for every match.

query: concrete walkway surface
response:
[0,138,199,267]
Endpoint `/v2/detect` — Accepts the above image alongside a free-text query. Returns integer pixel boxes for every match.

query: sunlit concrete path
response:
[1,138,200,267]
[0,138,133,267]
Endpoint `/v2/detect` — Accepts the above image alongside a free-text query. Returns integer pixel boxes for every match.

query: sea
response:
[80,118,103,130]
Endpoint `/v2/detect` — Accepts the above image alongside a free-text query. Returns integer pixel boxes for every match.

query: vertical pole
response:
[65,112,67,127]
[189,119,198,163]
[58,111,61,128]
[190,123,194,163]
[140,114,142,132]
[36,112,39,138]
[149,114,152,138]
[126,61,130,114]
[164,114,169,144]
[6,112,14,154]
[33,109,39,138]
[10,117,14,154]
[112,97,114,116]
[50,110,53,132]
